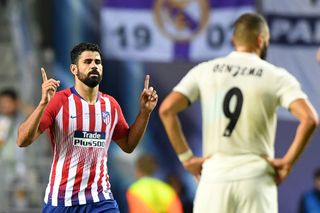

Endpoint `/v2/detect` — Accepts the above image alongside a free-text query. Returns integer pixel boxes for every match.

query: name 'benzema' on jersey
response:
[73,131,106,148]
[213,63,263,77]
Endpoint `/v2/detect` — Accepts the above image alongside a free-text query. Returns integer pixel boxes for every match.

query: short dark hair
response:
[0,88,18,101]
[233,13,268,48]
[70,42,102,64]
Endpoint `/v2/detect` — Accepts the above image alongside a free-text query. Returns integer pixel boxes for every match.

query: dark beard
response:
[77,70,102,88]
[260,42,268,60]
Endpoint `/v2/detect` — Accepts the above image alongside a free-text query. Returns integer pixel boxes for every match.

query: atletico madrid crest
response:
[102,111,111,125]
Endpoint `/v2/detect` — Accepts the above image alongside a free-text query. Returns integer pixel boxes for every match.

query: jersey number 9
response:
[223,87,243,137]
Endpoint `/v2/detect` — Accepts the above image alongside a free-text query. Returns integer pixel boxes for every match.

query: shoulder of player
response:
[262,60,291,77]
[53,88,72,100]
[100,93,121,107]
[257,61,300,88]
[47,88,75,108]
[250,58,289,76]
[44,88,71,113]
[100,92,114,101]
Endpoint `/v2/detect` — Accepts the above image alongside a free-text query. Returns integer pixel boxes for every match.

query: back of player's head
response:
[70,42,102,64]
[136,153,157,176]
[233,13,269,49]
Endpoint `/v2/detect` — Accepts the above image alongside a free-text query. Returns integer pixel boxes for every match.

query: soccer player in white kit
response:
[159,13,319,213]
[16,42,158,212]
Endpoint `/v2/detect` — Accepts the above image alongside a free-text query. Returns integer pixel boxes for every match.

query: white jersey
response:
[173,51,307,181]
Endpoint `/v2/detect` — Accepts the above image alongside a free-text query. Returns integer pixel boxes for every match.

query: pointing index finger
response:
[144,75,150,90]
[41,67,48,82]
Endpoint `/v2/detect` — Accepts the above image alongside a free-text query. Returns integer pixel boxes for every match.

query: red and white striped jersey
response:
[39,87,129,206]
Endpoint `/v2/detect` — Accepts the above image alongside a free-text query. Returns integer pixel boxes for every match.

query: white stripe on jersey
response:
[94,100,103,136]
[91,101,103,202]
[51,108,66,206]
[64,94,78,206]
[78,100,91,205]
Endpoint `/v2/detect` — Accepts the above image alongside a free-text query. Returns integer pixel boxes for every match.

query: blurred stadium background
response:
[0,0,319,212]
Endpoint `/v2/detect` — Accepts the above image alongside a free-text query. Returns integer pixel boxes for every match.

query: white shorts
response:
[193,175,277,213]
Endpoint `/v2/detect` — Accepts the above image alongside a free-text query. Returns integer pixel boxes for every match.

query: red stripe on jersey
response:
[48,129,55,153]
[100,98,107,133]
[97,157,105,195]
[58,98,71,201]
[71,96,84,202]
[76,97,83,132]
[89,105,95,131]
[85,105,97,197]
[107,96,116,143]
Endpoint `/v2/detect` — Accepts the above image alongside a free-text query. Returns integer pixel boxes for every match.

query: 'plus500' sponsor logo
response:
[73,131,106,148]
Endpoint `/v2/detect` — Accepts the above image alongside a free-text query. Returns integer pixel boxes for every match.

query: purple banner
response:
[103,0,153,9]
[104,0,254,9]
[211,0,254,8]
[174,42,190,59]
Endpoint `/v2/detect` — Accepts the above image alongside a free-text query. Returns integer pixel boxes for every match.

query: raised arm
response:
[267,99,319,184]
[115,75,158,153]
[17,68,60,147]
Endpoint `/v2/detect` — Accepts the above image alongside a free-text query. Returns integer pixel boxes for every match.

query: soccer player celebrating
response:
[159,13,319,213]
[17,42,158,212]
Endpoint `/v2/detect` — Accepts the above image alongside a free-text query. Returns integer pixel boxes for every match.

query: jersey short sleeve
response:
[173,63,204,103]
[38,93,65,133]
[109,96,129,141]
[276,69,308,109]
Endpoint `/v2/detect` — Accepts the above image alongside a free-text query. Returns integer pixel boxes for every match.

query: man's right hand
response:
[41,68,60,105]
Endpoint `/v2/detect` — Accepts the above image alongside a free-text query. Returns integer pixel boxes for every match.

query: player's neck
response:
[74,83,99,104]
[235,46,259,56]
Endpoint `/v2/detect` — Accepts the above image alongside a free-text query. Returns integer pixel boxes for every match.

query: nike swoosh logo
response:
[70,115,77,119]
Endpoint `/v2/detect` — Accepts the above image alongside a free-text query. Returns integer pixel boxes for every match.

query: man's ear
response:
[257,33,265,49]
[70,64,77,75]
